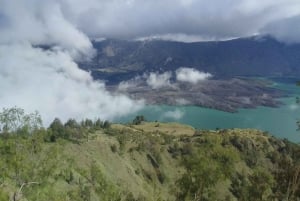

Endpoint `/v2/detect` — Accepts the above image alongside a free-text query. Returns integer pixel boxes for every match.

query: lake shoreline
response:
[117,80,300,142]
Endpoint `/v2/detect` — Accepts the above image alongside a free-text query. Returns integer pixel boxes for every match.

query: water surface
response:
[118,82,300,142]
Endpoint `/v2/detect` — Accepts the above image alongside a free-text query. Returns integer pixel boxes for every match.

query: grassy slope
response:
[0,122,298,201]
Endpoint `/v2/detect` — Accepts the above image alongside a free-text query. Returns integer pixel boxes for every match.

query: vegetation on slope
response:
[1,108,300,201]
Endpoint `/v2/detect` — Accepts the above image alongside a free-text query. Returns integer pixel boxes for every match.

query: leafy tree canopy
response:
[0,106,42,134]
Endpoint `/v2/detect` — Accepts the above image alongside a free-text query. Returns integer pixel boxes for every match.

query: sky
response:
[1,0,300,43]
[0,0,300,125]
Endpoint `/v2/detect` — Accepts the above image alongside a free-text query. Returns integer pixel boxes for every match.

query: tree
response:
[0,107,42,135]
[81,119,93,128]
[64,119,79,128]
[94,118,103,129]
[176,144,237,201]
[102,120,111,129]
[48,118,65,141]
[273,155,300,201]
[64,119,85,139]
[248,167,274,201]
[0,129,59,200]
[132,115,145,125]
[230,172,250,201]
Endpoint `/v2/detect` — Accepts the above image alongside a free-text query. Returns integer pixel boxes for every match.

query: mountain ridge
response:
[1,121,300,201]
[79,36,300,85]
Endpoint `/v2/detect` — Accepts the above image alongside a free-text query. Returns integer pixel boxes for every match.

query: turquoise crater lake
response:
[118,81,300,142]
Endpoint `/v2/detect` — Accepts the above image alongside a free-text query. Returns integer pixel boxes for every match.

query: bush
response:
[110,144,117,153]
[102,120,111,129]
[132,116,145,125]
[48,118,65,140]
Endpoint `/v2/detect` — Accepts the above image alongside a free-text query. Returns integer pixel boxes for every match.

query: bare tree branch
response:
[13,182,39,201]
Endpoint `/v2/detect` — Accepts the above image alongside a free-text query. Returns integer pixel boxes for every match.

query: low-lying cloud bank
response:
[118,68,212,90]
[1,0,300,43]
[176,68,213,84]
[146,72,172,89]
[0,44,144,125]
[0,0,148,125]
[162,109,185,120]
[1,0,299,125]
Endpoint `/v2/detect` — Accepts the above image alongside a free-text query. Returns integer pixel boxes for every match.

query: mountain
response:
[79,36,300,84]
[1,121,300,201]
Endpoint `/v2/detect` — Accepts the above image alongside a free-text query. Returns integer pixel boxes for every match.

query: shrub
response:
[48,118,65,140]
[132,116,145,125]
[102,120,111,129]
[110,144,117,153]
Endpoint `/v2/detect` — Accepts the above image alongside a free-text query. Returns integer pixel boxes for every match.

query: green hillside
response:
[1,112,300,201]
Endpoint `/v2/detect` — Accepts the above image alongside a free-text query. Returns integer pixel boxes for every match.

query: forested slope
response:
[0,110,300,201]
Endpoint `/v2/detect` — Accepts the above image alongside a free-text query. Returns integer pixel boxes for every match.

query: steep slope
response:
[1,122,300,201]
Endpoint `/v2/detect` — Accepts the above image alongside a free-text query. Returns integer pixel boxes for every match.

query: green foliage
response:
[0,107,42,135]
[89,162,121,201]
[0,190,9,201]
[248,167,274,201]
[272,155,300,200]
[94,118,102,129]
[79,185,91,201]
[230,172,250,201]
[132,115,145,125]
[177,142,238,201]
[117,134,128,153]
[1,109,300,201]
[81,118,93,128]
[47,118,112,142]
[64,118,86,140]
[49,118,65,141]
[102,120,111,129]
[110,144,118,153]
[80,118,110,130]
[0,133,61,201]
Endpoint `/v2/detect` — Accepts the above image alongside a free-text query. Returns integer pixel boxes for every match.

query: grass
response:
[0,122,299,201]
[128,122,195,136]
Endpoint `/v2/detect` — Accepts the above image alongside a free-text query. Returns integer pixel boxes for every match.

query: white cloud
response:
[145,72,172,89]
[136,33,238,43]
[176,67,212,84]
[0,0,300,126]
[162,109,185,120]
[118,81,135,91]
[0,44,144,125]
[0,0,94,60]
[262,15,300,43]
[2,0,300,44]
[0,0,150,125]
[117,76,142,91]
[289,104,299,111]
[59,0,300,42]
